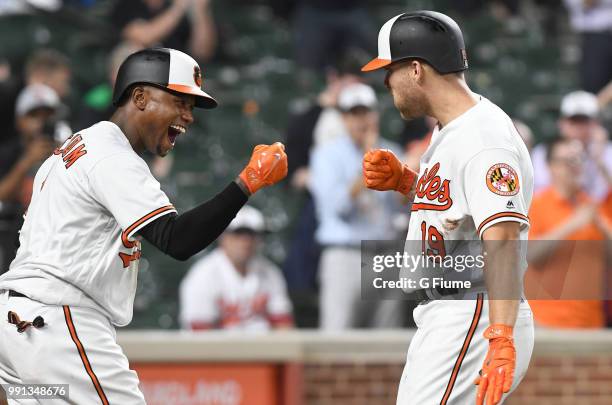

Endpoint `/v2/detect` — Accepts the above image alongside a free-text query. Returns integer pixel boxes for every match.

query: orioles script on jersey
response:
[54,133,87,169]
[412,162,452,212]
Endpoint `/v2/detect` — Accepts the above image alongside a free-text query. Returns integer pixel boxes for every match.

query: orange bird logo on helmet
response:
[193,66,202,88]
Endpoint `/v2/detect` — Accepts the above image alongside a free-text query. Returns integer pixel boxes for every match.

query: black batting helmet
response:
[113,47,217,109]
[362,11,468,74]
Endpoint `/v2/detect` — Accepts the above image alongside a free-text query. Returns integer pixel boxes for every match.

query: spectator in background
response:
[526,138,611,329]
[25,49,71,100]
[111,0,217,62]
[0,84,59,208]
[285,71,357,191]
[532,90,612,200]
[282,68,359,294]
[0,84,59,273]
[564,0,612,94]
[309,83,404,330]
[180,206,293,331]
[24,49,72,142]
[292,0,375,74]
[0,49,71,145]
[513,118,535,152]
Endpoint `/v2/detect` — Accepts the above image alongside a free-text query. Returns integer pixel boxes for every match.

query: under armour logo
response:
[506,200,515,209]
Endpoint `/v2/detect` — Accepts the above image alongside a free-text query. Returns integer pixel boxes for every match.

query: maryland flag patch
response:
[486,163,519,196]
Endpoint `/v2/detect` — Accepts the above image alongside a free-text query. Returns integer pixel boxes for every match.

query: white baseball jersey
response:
[404,97,533,288]
[396,97,535,405]
[0,121,176,326]
[180,248,293,331]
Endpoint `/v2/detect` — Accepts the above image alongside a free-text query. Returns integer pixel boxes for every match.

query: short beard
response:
[395,90,428,121]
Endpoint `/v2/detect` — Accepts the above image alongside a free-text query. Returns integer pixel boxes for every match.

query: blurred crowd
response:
[0,0,611,331]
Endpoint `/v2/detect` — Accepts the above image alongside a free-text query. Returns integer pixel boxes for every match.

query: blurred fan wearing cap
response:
[21,49,74,144]
[225,205,267,234]
[281,65,363,295]
[0,84,61,206]
[15,83,59,117]
[309,82,406,330]
[532,90,612,200]
[337,82,378,112]
[0,84,62,272]
[560,90,600,121]
[337,83,379,153]
[180,206,294,332]
[0,49,71,152]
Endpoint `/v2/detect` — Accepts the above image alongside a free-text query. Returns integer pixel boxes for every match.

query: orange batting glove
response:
[239,142,288,195]
[362,149,417,196]
[475,324,516,405]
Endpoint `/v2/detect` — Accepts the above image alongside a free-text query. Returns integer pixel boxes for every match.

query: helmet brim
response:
[166,84,218,109]
[361,58,392,72]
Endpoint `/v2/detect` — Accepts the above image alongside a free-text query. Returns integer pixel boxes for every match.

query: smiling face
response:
[133,86,195,157]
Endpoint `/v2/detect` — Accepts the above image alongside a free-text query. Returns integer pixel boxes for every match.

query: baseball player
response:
[180,205,294,332]
[0,47,287,404]
[361,11,534,405]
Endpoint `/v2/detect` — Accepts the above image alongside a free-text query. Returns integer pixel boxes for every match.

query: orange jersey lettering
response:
[413,162,453,211]
[54,134,88,169]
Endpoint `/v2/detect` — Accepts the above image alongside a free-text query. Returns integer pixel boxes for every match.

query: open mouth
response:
[167,124,186,145]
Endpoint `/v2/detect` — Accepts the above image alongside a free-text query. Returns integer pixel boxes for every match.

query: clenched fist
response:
[239,142,288,195]
[475,324,516,405]
[362,149,417,195]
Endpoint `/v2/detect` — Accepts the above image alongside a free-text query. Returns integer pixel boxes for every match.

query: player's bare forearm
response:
[122,2,187,47]
[482,222,521,326]
[528,204,596,265]
[488,299,519,327]
[189,0,217,60]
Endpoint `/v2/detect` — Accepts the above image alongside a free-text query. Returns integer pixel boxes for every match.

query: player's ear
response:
[131,86,147,111]
[412,60,426,85]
